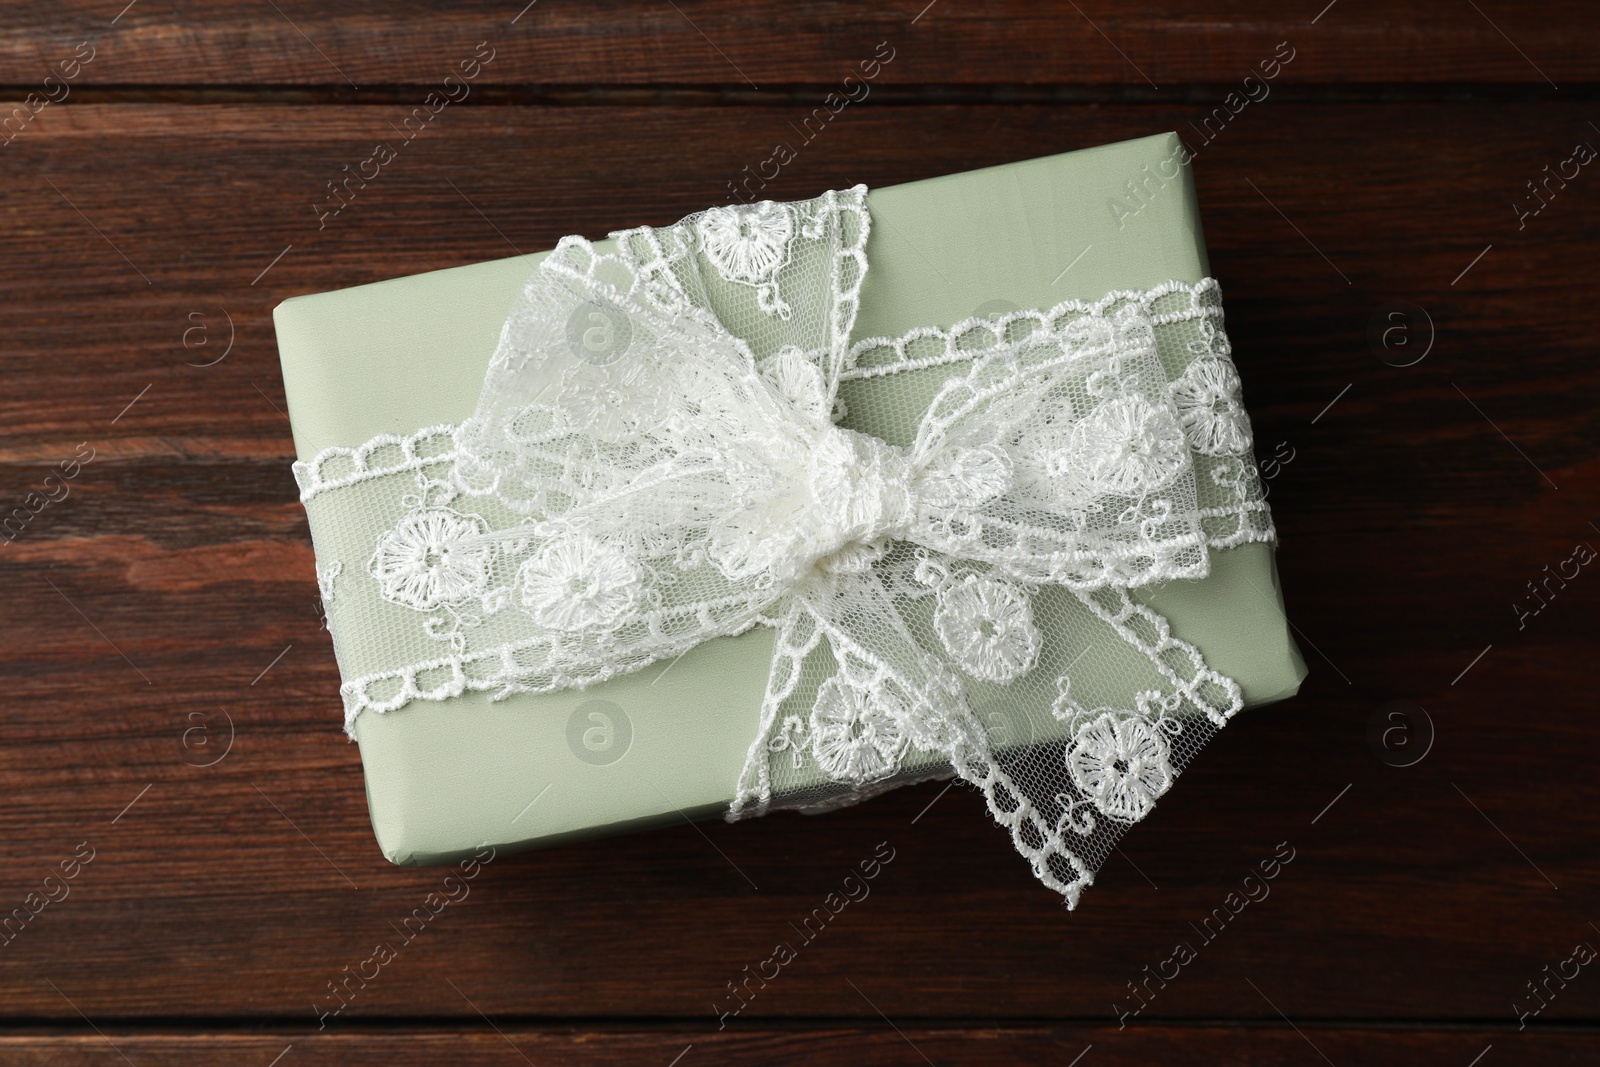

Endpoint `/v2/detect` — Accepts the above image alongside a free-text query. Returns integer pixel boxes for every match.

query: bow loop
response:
[448,221,1212,687]
[888,301,1207,590]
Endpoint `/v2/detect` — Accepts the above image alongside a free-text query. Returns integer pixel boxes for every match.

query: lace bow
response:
[295,186,1274,906]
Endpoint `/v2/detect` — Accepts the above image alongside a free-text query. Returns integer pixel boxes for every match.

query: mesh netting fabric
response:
[293,186,1274,907]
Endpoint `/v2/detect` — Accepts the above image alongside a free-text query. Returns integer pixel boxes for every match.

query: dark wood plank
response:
[0,0,1594,88]
[0,1027,1590,1066]
[1,99,1598,1029]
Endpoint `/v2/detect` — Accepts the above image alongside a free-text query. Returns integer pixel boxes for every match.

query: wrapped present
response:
[276,132,1305,906]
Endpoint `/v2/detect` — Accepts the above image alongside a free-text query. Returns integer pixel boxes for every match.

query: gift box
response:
[276,132,1305,896]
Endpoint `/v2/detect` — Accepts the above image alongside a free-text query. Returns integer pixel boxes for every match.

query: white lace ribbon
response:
[293,186,1274,907]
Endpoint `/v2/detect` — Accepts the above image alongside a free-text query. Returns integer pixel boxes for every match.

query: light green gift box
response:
[275,132,1306,865]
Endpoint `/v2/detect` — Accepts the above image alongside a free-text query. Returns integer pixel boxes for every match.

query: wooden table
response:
[2,3,1597,1063]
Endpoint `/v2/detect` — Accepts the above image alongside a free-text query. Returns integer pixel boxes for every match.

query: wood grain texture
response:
[1,3,1598,1063]
[2,101,1598,1027]
[0,0,1595,88]
[0,1027,1585,1066]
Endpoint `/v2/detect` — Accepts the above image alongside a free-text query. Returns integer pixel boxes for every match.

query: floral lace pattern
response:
[698,201,797,317]
[809,675,909,784]
[316,559,343,606]
[293,185,1277,908]
[516,534,642,631]
[369,507,492,612]
[1063,394,1188,497]
[916,553,1042,684]
[933,576,1041,684]
[1066,712,1175,822]
[1172,356,1253,456]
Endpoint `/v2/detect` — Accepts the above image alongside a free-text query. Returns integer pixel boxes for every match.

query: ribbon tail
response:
[819,568,1101,905]
[729,601,823,821]
[1069,585,1243,726]
[728,581,956,824]
[734,565,1099,906]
